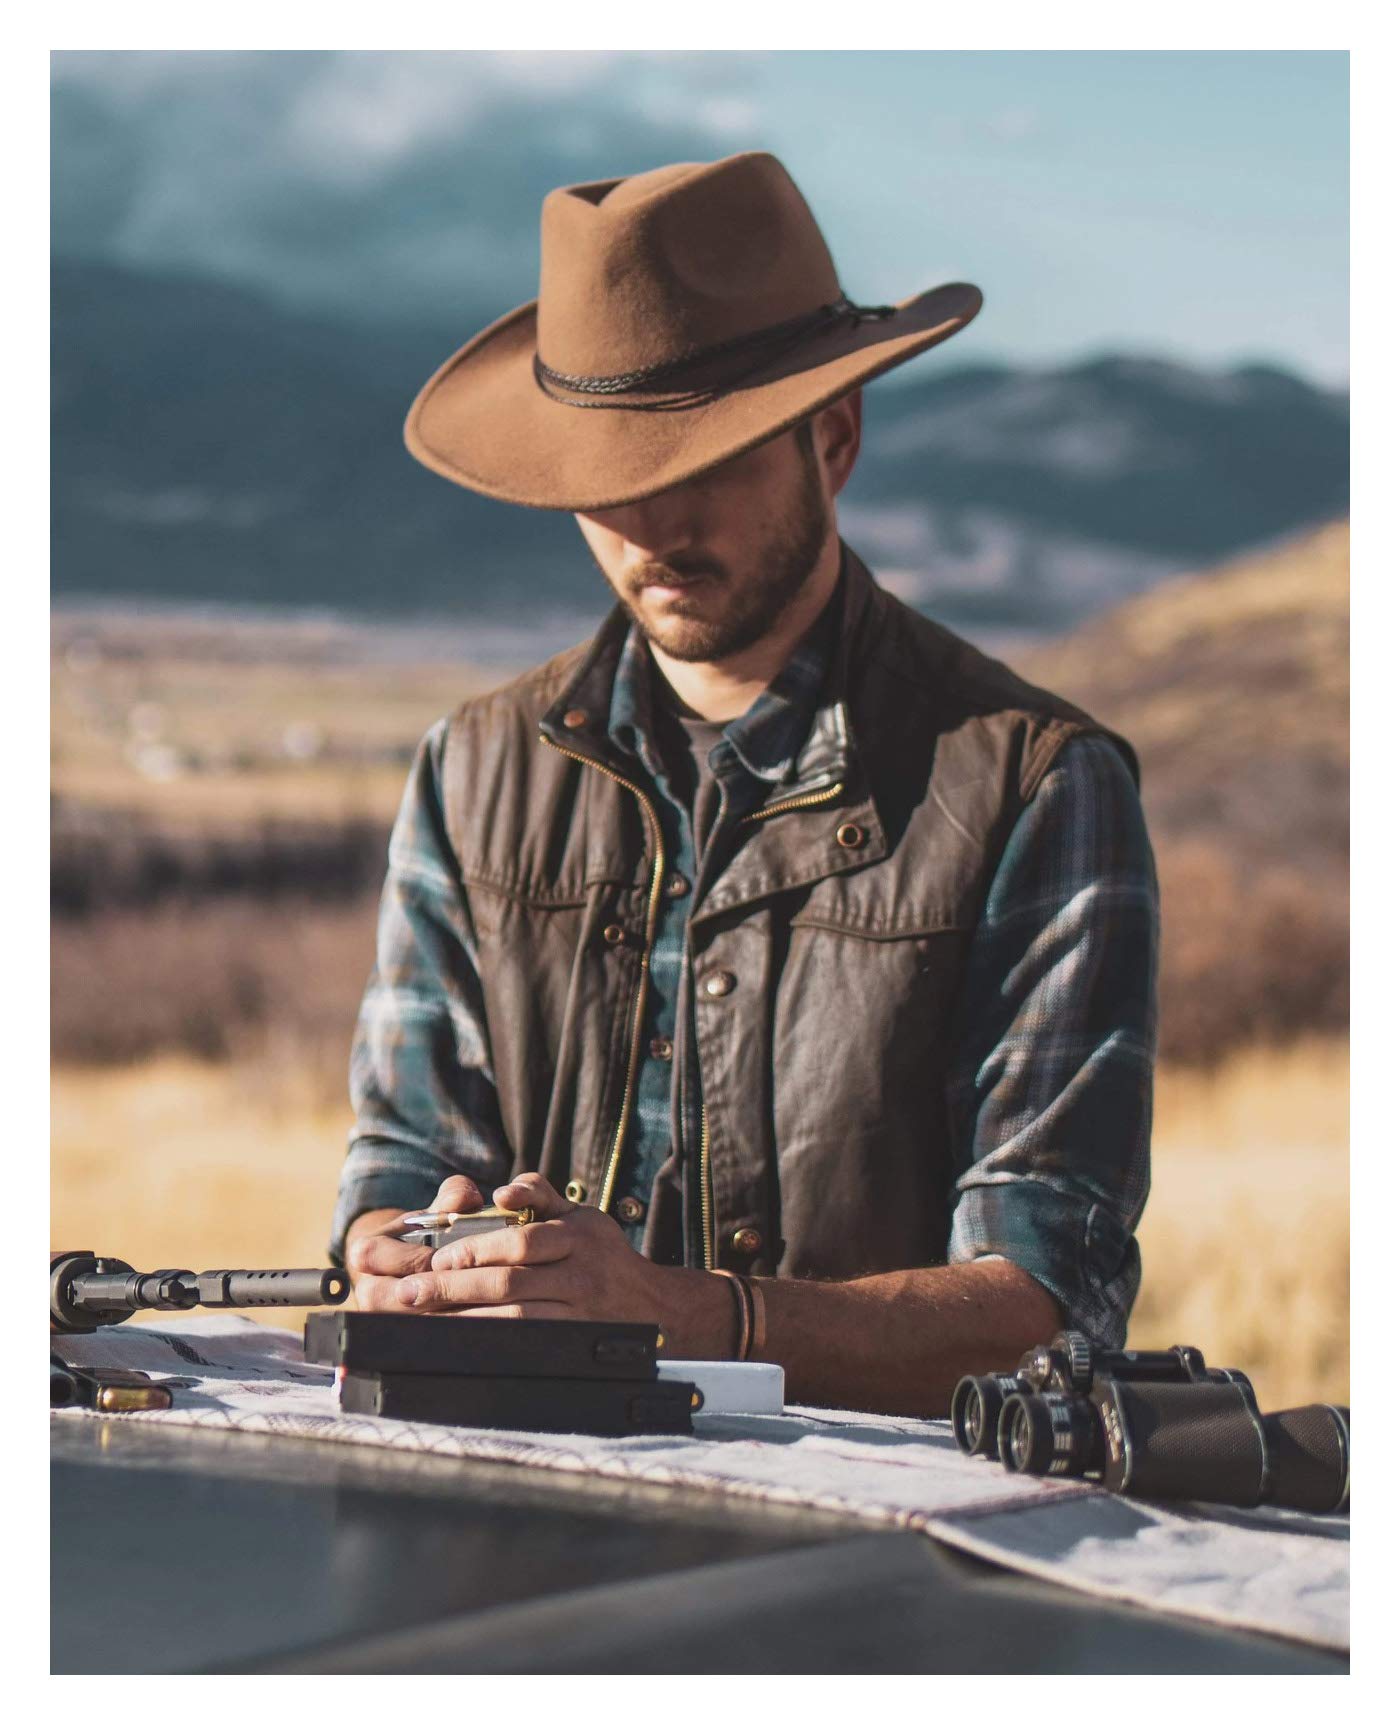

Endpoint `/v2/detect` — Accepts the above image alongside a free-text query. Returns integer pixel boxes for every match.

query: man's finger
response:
[355,1273,425,1313]
[493,1171,575,1220]
[429,1218,573,1273]
[444,1303,575,1321]
[429,1174,486,1213]
[395,1262,574,1311]
[346,1234,434,1279]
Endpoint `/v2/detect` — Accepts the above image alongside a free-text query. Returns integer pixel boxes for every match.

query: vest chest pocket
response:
[463,876,647,1039]
[776,918,969,1087]
[461,880,594,1081]
[461,876,647,1179]
[465,876,590,947]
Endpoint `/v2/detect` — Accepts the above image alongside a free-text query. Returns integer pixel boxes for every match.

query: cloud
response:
[278,57,497,179]
[917,105,1043,152]
[984,106,1040,145]
[50,51,765,322]
[694,95,763,137]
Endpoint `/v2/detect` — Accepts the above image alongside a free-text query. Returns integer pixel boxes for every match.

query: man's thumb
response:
[431,1174,484,1213]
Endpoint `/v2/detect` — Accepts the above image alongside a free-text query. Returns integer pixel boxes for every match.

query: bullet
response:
[397,1205,535,1231]
[95,1384,173,1413]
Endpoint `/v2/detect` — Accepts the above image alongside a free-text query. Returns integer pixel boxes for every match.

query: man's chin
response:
[634,616,739,664]
[623,591,740,662]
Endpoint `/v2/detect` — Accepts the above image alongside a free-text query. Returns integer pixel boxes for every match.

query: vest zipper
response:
[699,1100,714,1272]
[739,779,845,825]
[538,735,667,1218]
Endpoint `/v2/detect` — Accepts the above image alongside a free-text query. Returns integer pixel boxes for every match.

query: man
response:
[333,152,1156,1417]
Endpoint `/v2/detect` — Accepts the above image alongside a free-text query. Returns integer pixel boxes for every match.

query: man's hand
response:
[343,1173,486,1311]
[346,1172,734,1356]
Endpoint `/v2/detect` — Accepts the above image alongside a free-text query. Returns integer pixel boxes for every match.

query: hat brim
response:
[405,281,983,511]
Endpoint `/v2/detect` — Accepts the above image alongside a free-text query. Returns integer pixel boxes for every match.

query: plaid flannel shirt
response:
[334,603,1157,1347]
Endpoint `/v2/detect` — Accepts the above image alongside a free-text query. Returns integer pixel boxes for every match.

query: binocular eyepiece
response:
[999,1389,1106,1479]
[952,1332,1349,1517]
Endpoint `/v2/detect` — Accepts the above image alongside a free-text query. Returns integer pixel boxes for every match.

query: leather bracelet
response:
[735,1274,756,1361]
[742,1275,766,1359]
[711,1269,752,1362]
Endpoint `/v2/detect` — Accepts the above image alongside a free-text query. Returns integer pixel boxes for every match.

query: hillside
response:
[1016,522,1349,1061]
[52,261,1348,637]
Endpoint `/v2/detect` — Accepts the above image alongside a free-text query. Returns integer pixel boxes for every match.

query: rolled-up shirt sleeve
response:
[946,733,1158,1348]
[329,719,512,1263]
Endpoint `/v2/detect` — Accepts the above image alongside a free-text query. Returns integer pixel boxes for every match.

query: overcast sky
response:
[51,50,1349,385]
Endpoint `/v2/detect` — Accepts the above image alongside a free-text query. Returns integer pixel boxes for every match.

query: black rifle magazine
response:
[339,1369,701,1436]
[304,1311,662,1381]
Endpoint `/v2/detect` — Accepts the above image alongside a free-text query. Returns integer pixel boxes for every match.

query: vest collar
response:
[538,541,881,807]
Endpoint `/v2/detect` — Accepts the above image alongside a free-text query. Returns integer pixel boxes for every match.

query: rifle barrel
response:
[51,1252,349,1332]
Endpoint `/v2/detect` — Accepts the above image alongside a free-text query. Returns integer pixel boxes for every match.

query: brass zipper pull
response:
[698,1100,715,1272]
[740,779,845,826]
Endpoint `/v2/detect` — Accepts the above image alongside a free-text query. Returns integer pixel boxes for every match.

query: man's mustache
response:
[626,557,729,593]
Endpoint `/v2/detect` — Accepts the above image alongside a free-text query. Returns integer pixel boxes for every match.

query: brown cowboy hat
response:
[405,150,982,512]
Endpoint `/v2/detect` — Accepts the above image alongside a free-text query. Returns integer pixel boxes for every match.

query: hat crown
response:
[536,152,841,379]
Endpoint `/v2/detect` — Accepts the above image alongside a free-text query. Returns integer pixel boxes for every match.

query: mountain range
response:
[52,260,1349,642]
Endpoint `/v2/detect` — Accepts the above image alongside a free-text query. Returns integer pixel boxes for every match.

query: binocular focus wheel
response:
[1060,1331,1094,1392]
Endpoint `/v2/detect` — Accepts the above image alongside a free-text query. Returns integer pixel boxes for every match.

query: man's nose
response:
[591,494,698,560]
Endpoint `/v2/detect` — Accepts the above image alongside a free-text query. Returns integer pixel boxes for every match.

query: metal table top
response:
[51,1418,1345,1674]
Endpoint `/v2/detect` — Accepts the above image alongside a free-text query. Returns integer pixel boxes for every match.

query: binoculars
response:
[952,1332,1349,1516]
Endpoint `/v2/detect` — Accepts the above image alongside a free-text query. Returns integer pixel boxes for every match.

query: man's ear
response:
[813,390,863,499]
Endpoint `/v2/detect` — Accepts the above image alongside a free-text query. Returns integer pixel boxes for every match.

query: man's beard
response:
[597,441,831,664]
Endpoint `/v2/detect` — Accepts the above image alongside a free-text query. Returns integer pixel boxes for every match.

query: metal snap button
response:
[732,1227,763,1256]
[602,923,626,946]
[616,1196,646,1225]
[664,872,690,899]
[562,707,589,730]
[835,822,867,850]
[649,1036,674,1060]
[564,1179,588,1203]
[702,969,737,998]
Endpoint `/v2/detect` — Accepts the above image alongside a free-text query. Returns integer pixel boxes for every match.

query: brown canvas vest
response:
[439,550,1136,1282]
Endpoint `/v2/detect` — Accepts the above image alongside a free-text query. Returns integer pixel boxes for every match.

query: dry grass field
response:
[51,1053,351,1299]
[1129,1039,1348,1408]
[52,603,512,826]
[50,1039,1349,1408]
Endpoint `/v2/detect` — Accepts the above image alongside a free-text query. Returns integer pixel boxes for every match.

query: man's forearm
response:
[751,1257,1062,1418]
[343,1193,1059,1419]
